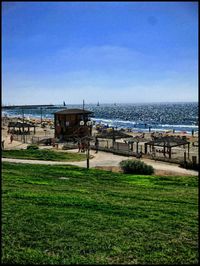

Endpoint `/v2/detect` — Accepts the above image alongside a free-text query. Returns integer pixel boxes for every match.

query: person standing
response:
[95,137,99,153]
[10,134,13,144]
[1,140,5,150]
[192,129,194,136]
[77,142,81,152]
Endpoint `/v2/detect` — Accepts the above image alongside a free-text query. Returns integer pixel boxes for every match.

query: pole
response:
[136,141,139,154]
[40,107,43,124]
[112,127,115,148]
[184,151,186,164]
[169,147,171,159]
[144,143,147,154]
[83,99,85,123]
[22,108,25,143]
[188,143,190,159]
[87,139,90,169]
[83,99,85,111]
[140,145,143,153]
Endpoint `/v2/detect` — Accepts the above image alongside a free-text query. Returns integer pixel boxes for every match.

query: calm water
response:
[2,102,198,133]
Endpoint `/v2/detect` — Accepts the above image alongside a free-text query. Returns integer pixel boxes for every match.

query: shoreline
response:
[2,113,198,136]
[1,114,199,150]
[2,114,198,156]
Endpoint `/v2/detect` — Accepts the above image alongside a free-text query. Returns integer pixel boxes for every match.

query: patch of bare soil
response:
[94,166,123,173]
[154,169,196,176]
[94,166,196,176]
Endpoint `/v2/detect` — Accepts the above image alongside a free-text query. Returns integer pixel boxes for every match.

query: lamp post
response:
[112,127,115,148]
[40,107,43,124]
[80,120,92,169]
[22,108,25,143]
[135,137,139,154]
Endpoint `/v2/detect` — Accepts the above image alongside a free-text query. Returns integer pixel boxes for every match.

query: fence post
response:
[192,156,197,166]
[184,151,186,164]
[140,145,143,153]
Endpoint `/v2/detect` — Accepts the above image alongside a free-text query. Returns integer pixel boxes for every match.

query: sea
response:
[2,102,199,134]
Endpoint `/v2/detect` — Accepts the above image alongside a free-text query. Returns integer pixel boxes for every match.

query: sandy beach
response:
[1,115,198,176]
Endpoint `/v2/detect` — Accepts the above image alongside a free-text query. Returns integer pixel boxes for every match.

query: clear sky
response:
[2,1,198,105]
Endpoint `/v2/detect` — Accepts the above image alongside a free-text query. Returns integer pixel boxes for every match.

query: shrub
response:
[179,160,199,171]
[120,159,154,175]
[27,144,39,150]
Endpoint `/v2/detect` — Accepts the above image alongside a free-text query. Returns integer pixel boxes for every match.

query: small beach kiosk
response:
[54,108,94,141]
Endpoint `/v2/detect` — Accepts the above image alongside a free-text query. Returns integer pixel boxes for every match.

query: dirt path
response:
[2,126,198,176]
[2,149,198,176]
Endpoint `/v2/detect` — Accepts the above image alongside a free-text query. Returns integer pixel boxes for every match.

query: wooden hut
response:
[54,109,93,141]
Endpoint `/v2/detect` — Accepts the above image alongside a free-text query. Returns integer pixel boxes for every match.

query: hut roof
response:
[146,136,189,148]
[8,121,36,128]
[96,129,131,139]
[54,108,93,115]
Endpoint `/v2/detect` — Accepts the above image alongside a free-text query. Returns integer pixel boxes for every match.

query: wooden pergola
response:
[8,121,36,134]
[144,136,190,159]
[124,136,142,154]
[96,128,132,147]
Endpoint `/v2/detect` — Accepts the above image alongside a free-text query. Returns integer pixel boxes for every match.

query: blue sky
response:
[2,1,198,105]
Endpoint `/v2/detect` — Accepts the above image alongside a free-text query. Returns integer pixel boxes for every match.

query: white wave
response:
[92,118,137,125]
[158,124,198,128]
[92,118,198,129]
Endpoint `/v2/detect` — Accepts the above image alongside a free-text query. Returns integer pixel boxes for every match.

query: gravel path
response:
[2,149,198,176]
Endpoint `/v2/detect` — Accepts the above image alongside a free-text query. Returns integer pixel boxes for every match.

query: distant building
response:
[54,108,93,141]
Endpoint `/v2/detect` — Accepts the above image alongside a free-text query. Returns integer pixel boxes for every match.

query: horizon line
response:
[2,101,198,107]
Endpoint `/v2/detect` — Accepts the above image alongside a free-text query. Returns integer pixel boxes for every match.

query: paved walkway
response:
[2,149,198,176]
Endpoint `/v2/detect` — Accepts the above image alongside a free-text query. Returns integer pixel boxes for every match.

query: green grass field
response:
[2,149,87,161]
[2,162,198,264]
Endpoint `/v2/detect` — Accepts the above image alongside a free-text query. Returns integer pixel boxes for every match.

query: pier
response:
[2,104,55,109]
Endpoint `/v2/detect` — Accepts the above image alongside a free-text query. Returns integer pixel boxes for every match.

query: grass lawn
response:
[2,149,87,161]
[2,162,198,264]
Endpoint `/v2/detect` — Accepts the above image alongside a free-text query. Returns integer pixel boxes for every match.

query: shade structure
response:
[8,121,36,128]
[96,129,132,139]
[146,136,189,148]
[144,136,190,159]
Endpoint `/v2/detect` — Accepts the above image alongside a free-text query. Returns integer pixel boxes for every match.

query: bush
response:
[27,144,39,150]
[179,160,199,171]
[120,159,154,175]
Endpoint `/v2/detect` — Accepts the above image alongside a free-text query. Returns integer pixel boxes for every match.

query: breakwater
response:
[2,104,55,109]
